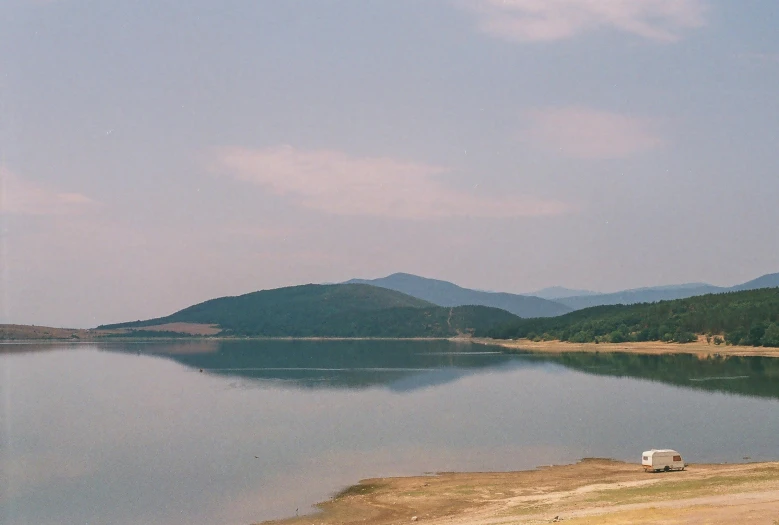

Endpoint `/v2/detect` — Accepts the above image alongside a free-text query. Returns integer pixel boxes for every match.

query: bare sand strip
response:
[473,337,779,358]
[259,459,779,525]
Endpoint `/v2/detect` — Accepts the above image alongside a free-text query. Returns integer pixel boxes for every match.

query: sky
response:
[1,0,778,328]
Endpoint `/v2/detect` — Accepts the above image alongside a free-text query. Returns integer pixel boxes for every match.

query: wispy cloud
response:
[523,107,665,159]
[462,0,707,42]
[0,167,97,215]
[214,146,570,219]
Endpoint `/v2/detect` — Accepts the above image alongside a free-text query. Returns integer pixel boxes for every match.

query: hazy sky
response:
[2,0,778,328]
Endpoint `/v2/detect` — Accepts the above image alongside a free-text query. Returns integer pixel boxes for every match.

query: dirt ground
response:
[0,322,221,342]
[0,324,102,341]
[123,322,222,335]
[475,337,779,358]
[260,459,779,525]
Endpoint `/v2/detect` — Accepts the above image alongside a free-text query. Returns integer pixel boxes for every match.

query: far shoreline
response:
[4,321,779,359]
[473,337,779,358]
[4,326,779,359]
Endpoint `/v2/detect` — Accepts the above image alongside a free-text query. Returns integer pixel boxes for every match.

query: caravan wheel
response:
[664,466,670,472]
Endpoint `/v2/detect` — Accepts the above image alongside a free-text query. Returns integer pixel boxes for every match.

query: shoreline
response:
[4,331,779,359]
[0,335,457,344]
[0,323,473,343]
[259,458,779,525]
[473,337,779,358]
[3,322,778,359]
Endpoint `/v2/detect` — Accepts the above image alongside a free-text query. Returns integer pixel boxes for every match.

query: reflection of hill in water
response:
[530,352,779,400]
[109,340,517,391]
[104,341,779,399]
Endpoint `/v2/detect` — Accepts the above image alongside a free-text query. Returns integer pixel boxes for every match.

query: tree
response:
[726,329,745,346]
[609,331,627,343]
[748,323,767,346]
[762,323,779,348]
[673,329,697,344]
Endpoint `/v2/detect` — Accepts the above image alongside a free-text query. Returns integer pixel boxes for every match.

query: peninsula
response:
[259,459,779,525]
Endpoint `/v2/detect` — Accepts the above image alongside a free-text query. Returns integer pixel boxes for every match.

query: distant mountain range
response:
[98,283,519,338]
[8,271,776,341]
[347,272,779,316]
[731,273,779,292]
[525,286,601,300]
[554,273,779,310]
[345,273,572,318]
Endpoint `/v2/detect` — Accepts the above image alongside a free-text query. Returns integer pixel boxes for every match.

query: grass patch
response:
[449,485,479,495]
[587,472,779,505]
[333,482,384,499]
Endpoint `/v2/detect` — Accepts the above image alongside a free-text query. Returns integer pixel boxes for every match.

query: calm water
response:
[3,340,779,525]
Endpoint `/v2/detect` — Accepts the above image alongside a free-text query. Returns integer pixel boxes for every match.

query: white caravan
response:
[642,449,685,472]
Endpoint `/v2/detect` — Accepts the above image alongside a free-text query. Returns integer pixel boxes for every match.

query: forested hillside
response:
[100,284,519,337]
[484,288,779,347]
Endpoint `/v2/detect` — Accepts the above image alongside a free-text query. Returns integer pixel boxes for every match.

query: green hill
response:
[484,288,779,347]
[99,283,519,337]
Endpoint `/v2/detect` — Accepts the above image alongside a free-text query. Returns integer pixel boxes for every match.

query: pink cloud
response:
[462,0,707,43]
[214,145,570,219]
[0,167,97,215]
[523,107,665,159]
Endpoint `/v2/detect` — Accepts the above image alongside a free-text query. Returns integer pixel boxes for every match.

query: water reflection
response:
[111,340,779,400]
[4,341,779,525]
[111,339,517,391]
[530,351,779,401]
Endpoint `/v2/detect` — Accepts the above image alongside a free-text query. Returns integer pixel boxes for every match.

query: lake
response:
[3,340,779,525]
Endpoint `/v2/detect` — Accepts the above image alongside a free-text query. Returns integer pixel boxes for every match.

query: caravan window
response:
[643,456,649,461]
[673,455,682,462]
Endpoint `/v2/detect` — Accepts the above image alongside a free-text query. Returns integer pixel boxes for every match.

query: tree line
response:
[481,288,779,347]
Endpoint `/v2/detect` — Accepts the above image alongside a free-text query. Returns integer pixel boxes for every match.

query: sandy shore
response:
[474,337,779,358]
[260,459,779,525]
